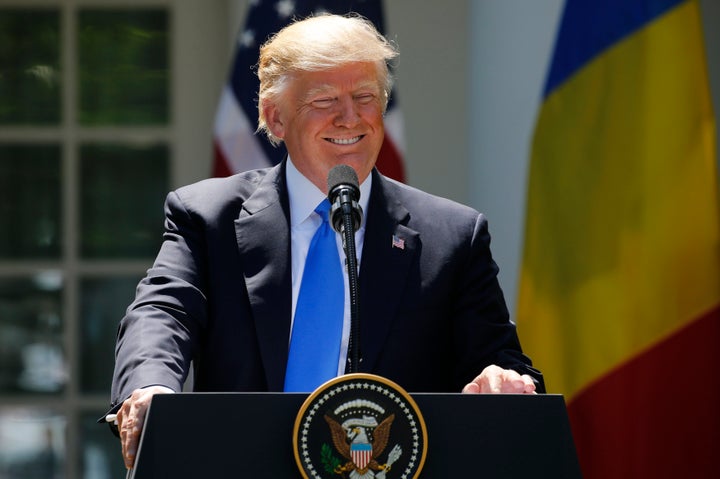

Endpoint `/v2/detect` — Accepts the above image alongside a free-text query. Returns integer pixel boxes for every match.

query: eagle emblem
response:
[324,409,402,478]
[292,374,427,479]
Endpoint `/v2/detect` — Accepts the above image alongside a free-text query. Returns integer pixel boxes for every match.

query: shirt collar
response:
[286,157,372,228]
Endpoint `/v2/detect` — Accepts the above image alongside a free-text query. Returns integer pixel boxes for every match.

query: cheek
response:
[296,111,332,135]
[361,106,385,128]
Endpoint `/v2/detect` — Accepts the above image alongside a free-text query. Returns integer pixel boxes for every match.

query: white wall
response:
[173,0,229,186]
[467,1,563,320]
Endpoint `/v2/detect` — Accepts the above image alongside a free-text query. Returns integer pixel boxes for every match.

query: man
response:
[110,14,544,470]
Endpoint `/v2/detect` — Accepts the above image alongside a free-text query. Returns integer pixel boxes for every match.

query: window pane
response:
[78,9,169,125]
[81,410,125,479]
[0,274,65,395]
[80,276,141,394]
[0,409,65,477]
[0,144,62,259]
[0,9,61,125]
[79,143,168,259]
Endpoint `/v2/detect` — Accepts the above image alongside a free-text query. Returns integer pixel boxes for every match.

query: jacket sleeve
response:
[110,189,209,410]
[451,213,545,392]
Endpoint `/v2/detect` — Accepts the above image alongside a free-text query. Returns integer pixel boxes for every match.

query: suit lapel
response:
[358,171,419,373]
[234,163,292,391]
[233,166,418,386]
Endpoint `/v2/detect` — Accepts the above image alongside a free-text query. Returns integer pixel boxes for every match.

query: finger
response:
[118,401,135,469]
[484,369,503,393]
[498,370,526,393]
[500,379,526,393]
[120,410,139,468]
[462,382,480,394]
[521,374,537,394]
[125,400,148,468]
[473,365,501,393]
[120,391,150,469]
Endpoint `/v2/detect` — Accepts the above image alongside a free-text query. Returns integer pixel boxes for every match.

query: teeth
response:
[328,136,361,145]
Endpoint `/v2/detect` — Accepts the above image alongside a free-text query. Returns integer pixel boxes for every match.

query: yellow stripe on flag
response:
[519,0,720,400]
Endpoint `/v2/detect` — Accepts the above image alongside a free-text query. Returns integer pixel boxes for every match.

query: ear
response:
[262,100,286,140]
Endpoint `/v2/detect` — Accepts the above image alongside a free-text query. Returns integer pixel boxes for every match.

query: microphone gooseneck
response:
[326,165,362,374]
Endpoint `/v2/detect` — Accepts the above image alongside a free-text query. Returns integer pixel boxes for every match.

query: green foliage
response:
[321,443,343,475]
[78,9,169,125]
[0,9,61,124]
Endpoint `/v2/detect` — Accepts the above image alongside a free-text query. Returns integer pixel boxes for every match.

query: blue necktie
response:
[284,199,344,392]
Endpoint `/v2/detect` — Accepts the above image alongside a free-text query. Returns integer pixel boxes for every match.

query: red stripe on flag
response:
[212,140,234,178]
[376,135,405,183]
[568,305,720,478]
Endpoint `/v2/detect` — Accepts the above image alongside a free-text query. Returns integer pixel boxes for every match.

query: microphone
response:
[327,165,362,234]
[326,165,362,374]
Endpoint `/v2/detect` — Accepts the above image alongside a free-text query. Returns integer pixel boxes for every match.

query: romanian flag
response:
[519,0,720,477]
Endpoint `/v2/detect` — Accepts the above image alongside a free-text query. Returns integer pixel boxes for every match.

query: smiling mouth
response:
[326,135,363,145]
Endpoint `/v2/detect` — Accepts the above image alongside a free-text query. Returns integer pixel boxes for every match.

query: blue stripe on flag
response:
[543,0,686,98]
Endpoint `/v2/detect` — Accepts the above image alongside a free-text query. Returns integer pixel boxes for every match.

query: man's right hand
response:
[116,385,174,469]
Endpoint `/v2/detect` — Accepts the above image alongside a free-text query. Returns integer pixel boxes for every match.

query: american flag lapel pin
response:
[391,234,405,250]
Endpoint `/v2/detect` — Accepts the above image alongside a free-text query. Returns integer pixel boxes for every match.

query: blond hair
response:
[256,13,399,145]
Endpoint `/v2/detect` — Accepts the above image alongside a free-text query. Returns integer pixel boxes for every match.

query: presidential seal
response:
[293,374,427,479]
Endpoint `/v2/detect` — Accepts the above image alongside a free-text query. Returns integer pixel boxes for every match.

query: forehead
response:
[291,62,381,95]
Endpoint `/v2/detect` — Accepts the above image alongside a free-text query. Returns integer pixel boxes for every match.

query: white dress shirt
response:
[286,158,372,375]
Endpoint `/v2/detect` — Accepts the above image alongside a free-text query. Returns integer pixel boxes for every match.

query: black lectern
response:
[130,393,580,478]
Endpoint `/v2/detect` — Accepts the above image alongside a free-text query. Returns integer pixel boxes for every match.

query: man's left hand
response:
[462,364,537,394]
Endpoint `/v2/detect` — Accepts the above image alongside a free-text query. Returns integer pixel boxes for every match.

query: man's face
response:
[264,62,385,191]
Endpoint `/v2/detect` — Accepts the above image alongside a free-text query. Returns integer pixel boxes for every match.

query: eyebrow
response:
[303,81,380,101]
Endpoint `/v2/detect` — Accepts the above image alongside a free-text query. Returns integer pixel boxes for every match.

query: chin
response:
[339,160,374,178]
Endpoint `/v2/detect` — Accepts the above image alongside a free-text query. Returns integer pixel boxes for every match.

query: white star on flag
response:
[275,0,295,18]
[238,29,255,48]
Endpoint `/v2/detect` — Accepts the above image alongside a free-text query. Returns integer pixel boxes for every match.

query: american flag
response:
[391,234,405,250]
[212,0,405,181]
[350,442,373,469]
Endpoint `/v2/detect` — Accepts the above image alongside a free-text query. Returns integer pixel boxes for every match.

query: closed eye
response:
[355,93,376,104]
[311,97,335,109]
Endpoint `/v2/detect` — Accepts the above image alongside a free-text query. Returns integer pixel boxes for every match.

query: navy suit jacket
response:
[110,162,543,409]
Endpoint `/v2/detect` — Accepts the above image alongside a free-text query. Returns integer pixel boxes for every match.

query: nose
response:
[333,95,360,127]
